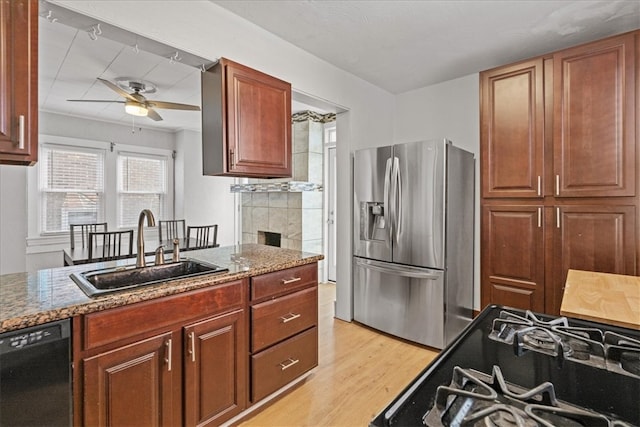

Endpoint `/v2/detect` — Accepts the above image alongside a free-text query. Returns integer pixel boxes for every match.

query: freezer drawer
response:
[353,257,445,349]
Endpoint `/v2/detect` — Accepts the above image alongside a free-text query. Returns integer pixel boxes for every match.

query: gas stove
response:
[371,305,640,427]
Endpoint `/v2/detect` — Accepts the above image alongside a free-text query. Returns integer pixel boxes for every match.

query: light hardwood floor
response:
[238,283,439,427]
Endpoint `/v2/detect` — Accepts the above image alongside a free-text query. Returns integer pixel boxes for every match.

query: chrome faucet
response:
[136,209,156,268]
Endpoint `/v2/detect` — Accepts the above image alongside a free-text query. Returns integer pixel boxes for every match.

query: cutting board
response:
[561,269,640,330]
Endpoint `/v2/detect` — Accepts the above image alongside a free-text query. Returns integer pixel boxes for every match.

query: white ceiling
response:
[212,0,640,94]
[39,11,205,132]
[39,1,639,132]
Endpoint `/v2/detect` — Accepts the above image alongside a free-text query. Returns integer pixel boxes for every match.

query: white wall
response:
[0,166,28,274]
[1,1,396,321]
[176,129,236,247]
[394,73,481,310]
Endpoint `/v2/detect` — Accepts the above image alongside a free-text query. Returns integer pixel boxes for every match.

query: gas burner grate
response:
[422,366,635,427]
[488,310,639,378]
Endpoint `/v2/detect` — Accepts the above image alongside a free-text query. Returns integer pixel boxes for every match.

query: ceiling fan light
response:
[125,101,148,117]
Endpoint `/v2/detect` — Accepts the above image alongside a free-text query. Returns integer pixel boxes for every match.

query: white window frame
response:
[116,150,169,228]
[27,135,174,246]
[38,143,107,235]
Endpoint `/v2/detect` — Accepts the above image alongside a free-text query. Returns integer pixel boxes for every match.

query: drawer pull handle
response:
[282,277,301,285]
[280,313,301,323]
[279,358,300,371]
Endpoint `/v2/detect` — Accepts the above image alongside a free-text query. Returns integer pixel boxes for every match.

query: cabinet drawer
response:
[251,326,318,402]
[251,286,317,352]
[251,263,317,301]
[83,279,245,351]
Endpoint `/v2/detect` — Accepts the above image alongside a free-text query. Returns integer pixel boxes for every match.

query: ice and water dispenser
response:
[359,202,387,241]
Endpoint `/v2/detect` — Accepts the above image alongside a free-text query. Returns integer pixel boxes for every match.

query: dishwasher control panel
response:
[0,323,63,353]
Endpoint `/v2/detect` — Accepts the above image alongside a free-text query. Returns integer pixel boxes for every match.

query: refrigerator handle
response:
[390,157,397,242]
[392,156,402,238]
[384,157,393,243]
[355,257,442,280]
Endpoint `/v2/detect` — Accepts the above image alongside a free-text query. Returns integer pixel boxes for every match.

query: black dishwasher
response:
[0,319,72,426]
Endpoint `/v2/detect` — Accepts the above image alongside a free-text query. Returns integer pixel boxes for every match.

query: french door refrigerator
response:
[353,139,474,349]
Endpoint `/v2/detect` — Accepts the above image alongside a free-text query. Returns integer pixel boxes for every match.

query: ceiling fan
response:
[67,78,201,121]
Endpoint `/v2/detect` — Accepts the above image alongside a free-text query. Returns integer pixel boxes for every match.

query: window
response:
[118,153,167,227]
[35,137,173,236]
[39,145,105,233]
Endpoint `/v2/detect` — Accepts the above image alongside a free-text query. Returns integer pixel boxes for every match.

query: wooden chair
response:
[70,222,107,249]
[88,230,134,262]
[158,219,186,242]
[186,225,218,249]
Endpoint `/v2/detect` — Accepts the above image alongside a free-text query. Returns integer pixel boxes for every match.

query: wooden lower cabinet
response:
[78,279,247,427]
[549,205,637,314]
[184,309,247,426]
[83,332,179,426]
[251,326,318,402]
[249,263,319,403]
[481,205,545,312]
[77,263,320,426]
[482,204,637,315]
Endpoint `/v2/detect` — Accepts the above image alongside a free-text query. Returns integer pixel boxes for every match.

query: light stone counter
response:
[0,244,323,333]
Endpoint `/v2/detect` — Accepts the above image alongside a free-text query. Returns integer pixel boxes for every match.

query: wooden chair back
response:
[158,219,186,242]
[88,230,134,262]
[70,222,107,249]
[186,225,218,249]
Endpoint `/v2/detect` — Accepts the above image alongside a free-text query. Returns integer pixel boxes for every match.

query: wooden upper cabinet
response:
[553,32,636,198]
[480,59,544,198]
[202,58,292,178]
[0,0,38,165]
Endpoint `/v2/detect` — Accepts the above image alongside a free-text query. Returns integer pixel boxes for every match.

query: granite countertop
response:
[0,244,323,333]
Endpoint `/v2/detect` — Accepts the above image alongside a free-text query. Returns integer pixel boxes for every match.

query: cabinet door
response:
[183,309,247,427]
[480,59,544,198]
[550,205,637,314]
[225,60,292,177]
[553,33,636,197]
[0,0,37,165]
[83,332,179,427]
[481,205,545,312]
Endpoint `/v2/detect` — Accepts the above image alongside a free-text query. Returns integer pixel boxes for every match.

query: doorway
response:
[325,132,337,282]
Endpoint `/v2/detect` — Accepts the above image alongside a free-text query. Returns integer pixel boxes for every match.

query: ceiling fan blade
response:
[67,99,125,103]
[146,108,163,121]
[147,100,201,111]
[97,78,138,102]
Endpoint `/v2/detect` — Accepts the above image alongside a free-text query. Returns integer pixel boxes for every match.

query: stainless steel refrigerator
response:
[353,138,474,349]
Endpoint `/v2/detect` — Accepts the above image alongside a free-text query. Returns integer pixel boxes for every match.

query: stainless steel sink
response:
[70,259,228,297]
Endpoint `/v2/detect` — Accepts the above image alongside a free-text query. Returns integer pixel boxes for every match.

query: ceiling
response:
[212,0,640,94]
[38,8,206,132]
[39,1,639,132]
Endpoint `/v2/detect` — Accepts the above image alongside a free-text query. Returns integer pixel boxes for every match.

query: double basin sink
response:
[70,259,228,297]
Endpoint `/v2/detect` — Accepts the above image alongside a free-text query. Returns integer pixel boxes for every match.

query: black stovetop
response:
[370,305,640,427]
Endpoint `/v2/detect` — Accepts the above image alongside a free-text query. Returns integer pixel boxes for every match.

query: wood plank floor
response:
[238,283,439,427]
